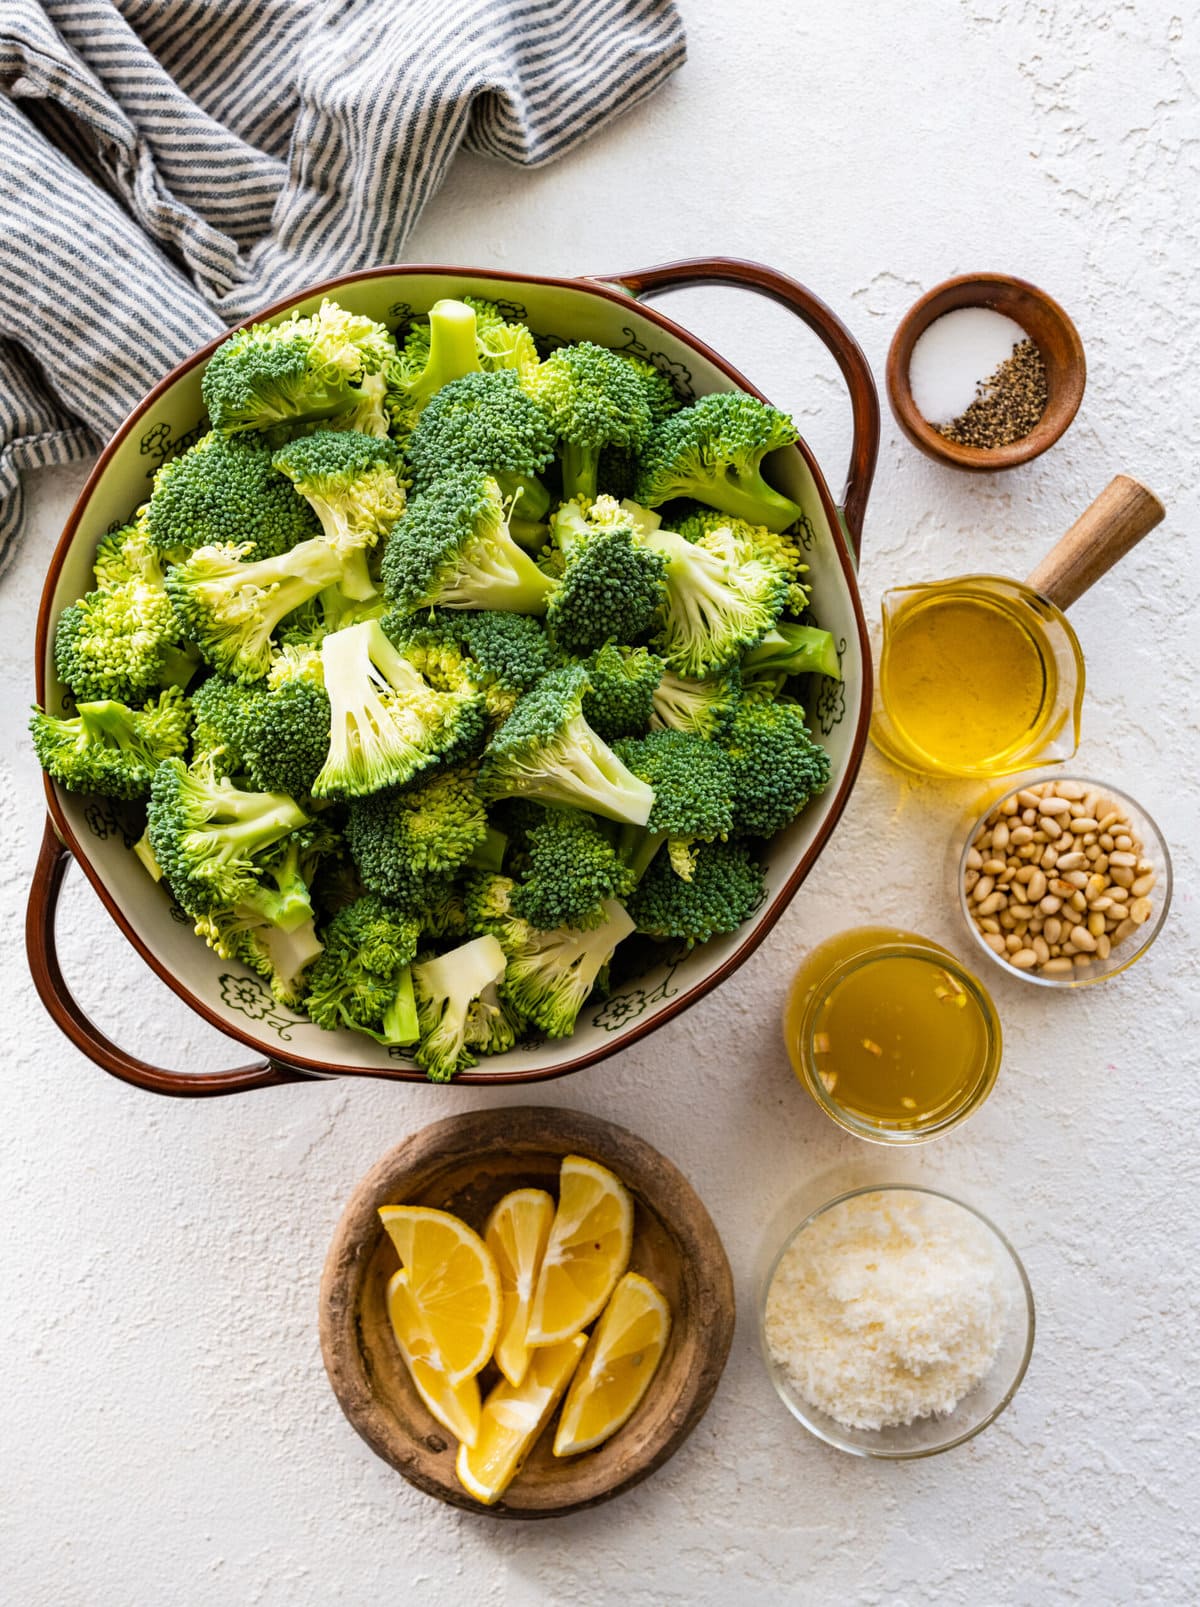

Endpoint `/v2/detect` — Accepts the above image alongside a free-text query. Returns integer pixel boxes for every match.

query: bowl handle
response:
[591,256,879,561]
[26,821,317,1098]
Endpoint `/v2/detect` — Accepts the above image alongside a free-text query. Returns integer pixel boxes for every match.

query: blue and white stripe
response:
[0,0,686,574]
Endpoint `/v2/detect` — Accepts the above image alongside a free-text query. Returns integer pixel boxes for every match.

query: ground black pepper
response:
[938,339,1048,448]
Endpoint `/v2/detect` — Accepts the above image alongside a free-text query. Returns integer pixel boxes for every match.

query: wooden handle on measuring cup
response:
[1025,475,1165,610]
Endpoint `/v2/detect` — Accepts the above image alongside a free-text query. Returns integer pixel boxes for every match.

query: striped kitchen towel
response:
[0,0,686,576]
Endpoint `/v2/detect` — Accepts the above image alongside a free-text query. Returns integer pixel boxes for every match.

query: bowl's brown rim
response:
[317,1104,736,1515]
[35,261,873,1085]
[885,271,1086,472]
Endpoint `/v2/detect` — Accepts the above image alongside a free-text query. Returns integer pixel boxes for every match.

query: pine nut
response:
[1039,895,1062,915]
[1027,869,1047,901]
[1130,896,1153,925]
[1070,891,1087,912]
[1005,933,1023,953]
[1132,872,1156,897]
[1040,845,1059,868]
[1088,911,1107,938]
[1021,808,1037,825]
[1097,811,1121,833]
[1098,833,1114,851]
[1108,851,1137,868]
[1095,933,1111,959]
[1055,850,1085,871]
[984,933,1007,954]
[965,846,983,870]
[1044,917,1062,943]
[1010,826,1034,846]
[1032,936,1050,964]
[1011,880,1029,903]
[1071,926,1097,951]
[1114,917,1137,942]
[1057,781,1086,800]
[976,891,1006,915]
[1042,957,1073,975]
[1070,817,1098,834]
[980,916,1001,933]
[992,823,1010,851]
[982,858,1006,875]
[1000,796,1020,816]
[1017,790,1041,809]
[1010,948,1037,969]
[1110,866,1135,888]
[1039,796,1071,815]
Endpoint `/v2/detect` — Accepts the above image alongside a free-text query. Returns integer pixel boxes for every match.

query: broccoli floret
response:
[635,391,803,532]
[385,607,538,721]
[741,623,840,686]
[93,516,164,590]
[404,370,555,527]
[644,526,788,678]
[509,806,635,931]
[650,665,742,741]
[192,648,331,797]
[314,619,483,799]
[580,644,663,742]
[675,509,811,615]
[146,432,321,562]
[615,352,683,427]
[165,536,345,684]
[272,431,406,601]
[55,581,199,704]
[627,838,764,946]
[384,299,485,435]
[194,903,324,1008]
[533,341,653,503]
[410,933,509,1081]
[543,500,667,656]
[614,728,736,880]
[723,699,831,837]
[276,585,387,651]
[202,300,395,436]
[30,687,190,799]
[381,472,555,616]
[478,664,655,827]
[497,895,637,1039]
[344,762,488,897]
[146,754,311,921]
[304,894,421,1044]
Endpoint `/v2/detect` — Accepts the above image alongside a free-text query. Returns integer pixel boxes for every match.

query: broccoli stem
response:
[466,825,508,875]
[409,300,482,407]
[382,966,419,1044]
[335,546,378,603]
[559,439,600,505]
[691,470,802,534]
[618,826,667,883]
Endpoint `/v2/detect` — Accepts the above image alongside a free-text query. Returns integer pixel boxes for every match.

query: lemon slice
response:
[485,1188,555,1387]
[455,1334,587,1505]
[526,1155,634,1346]
[385,1270,481,1447]
[553,1272,671,1456]
[378,1205,501,1386]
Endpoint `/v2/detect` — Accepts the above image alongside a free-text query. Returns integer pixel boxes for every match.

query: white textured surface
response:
[3,3,1199,1601]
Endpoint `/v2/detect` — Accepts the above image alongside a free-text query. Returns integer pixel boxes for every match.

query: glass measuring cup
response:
[870,475,1164,779]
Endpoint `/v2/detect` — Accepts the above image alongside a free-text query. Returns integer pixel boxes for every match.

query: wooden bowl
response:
[319,1107,735,1518]
[886,273,1085,471]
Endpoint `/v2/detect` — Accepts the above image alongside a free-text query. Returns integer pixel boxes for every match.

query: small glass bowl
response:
[957,775,1172,988]
[760,1185,1035,1459]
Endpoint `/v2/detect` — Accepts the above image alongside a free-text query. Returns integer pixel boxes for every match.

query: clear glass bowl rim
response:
[956,774,1174,988]
[758,1182,1037,1460]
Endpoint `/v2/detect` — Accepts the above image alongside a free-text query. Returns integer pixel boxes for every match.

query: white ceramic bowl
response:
[29,258,879,1095]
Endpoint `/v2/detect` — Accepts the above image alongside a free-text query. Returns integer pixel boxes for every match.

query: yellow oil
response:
[784,927,999,1136]
[880,590,1054,773]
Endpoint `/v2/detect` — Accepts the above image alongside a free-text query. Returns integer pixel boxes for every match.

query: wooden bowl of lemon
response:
[319,1106,734,1517]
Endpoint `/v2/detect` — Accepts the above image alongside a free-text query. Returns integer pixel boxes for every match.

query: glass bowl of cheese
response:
[759,1184,1035,1458]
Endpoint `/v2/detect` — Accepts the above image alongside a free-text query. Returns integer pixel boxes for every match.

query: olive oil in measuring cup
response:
[876,579,1064,775]
[869,477,1167,780]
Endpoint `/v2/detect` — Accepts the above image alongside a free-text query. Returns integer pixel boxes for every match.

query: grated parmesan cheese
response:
[764,1190,1010,1431]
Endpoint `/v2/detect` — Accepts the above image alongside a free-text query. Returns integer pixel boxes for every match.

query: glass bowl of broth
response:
[782,927,1003,1143]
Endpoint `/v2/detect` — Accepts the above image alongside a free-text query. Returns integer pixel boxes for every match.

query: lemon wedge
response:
[455,1334,587,1505]
[385,1270,482,1447]
[378,1205,501,1386]
[485,1188,555,1387]
[553,1271,671,1456]
[526,1155,634,1346]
